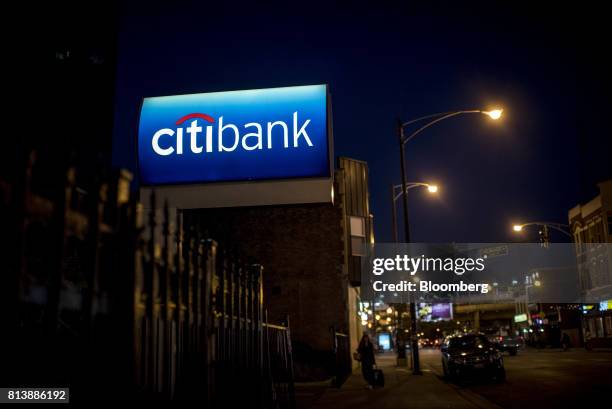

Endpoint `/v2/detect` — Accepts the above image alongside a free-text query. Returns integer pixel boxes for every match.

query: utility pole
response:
[391,184,398,243]
[397,118,421,375]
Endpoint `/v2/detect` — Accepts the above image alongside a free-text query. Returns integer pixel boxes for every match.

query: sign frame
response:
[137,84,334,209]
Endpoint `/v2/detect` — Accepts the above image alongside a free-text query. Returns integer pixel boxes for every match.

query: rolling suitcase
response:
[372,368,385,387]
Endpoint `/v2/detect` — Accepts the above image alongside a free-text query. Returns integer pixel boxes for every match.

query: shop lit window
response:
[350,216,366,256]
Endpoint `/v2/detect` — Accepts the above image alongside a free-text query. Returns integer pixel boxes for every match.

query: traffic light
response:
[539,225,550,248]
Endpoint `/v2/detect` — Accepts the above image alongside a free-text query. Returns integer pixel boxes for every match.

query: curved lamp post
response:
[396,108,503,375]
[391,182,439,242]
[512,222,571,237]
[512,222,571,247]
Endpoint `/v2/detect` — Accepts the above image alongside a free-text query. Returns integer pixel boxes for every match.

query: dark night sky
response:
[112,2,611,243]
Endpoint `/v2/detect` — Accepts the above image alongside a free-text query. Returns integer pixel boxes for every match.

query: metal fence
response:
[1,152,294,406]
[265,318,296,408]
[331,327,352,387]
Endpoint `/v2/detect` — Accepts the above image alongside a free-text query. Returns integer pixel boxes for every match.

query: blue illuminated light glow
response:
[138,85,330,185]
[378,333,391,351]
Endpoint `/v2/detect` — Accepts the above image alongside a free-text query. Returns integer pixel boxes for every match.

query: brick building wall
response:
[185,158,371,379]
[191,202,349,357]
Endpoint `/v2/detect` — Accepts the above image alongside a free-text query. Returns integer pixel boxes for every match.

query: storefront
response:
[582,300,612,348]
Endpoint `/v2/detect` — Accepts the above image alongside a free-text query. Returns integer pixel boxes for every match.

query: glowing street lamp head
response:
[427,184,439,193]
[513,224,524,232]
[484,109,503,120]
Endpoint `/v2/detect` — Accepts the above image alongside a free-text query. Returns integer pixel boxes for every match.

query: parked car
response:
[493,335,523,356]
[441,333,506,382]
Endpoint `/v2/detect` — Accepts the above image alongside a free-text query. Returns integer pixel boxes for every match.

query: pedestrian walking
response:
[357,333,376,389]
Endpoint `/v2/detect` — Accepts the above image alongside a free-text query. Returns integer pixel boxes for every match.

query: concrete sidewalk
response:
[300,353,499,409]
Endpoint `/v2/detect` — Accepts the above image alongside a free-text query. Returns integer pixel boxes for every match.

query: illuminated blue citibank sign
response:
[138,84,331,186]
[138,85,333,209]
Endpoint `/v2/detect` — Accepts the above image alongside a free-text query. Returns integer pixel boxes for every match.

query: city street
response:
[8,2,612,406]
[299,347,612,409]
[300,352,489,409]
[421,347,612,408]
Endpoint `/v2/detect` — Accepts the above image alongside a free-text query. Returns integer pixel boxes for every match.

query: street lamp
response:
[391,182,439,242]
[512,222,571,237]
[512,222,571,247]
[397,109,503,242]
[485,109,503,120]
[396,108,502,375]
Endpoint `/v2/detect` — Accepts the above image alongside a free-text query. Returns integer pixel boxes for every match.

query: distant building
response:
[569,179,612,346]
[189,157,372,380]
[569,180,612,300]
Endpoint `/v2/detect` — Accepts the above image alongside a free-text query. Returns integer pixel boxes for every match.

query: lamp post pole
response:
[512,222,571,237]
[397,118,421,374]
[393,108,503,375]
[398,119,412,244]
[391,183,437,244]
[391,184,398,243]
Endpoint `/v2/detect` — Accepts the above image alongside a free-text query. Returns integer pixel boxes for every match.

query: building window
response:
[574,231,582,254]
[605,316,612,337]
[588,318,596,338]
[595,317,605,338]
[350,216,366,256]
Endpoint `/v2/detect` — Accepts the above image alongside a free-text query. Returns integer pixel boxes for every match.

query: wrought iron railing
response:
[331,327,352,387]
[1,152,294,406]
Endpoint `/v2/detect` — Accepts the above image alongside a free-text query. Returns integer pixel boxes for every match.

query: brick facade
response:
[188,158,370,379]
[192,202,349,376]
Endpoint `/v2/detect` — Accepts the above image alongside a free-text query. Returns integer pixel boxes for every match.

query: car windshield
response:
[448,335,488,349]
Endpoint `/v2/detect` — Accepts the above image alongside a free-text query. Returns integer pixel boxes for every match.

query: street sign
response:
[514,313,528,323]
[479,245,509,259]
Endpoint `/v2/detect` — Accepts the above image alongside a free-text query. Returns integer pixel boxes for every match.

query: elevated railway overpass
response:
[451,292,518,332]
